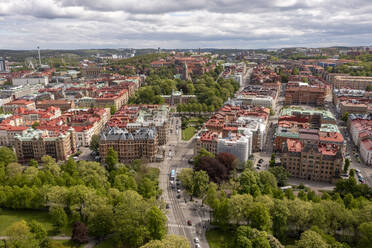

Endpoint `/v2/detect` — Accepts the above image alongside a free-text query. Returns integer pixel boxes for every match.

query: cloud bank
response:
[1,0,372,49]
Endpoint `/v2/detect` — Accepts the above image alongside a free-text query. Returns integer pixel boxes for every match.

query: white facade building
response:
[12,76,48,86]
[217,132,252,162]
[360,139,372,165]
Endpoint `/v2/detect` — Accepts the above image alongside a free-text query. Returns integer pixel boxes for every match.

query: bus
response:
[170,169,175,181]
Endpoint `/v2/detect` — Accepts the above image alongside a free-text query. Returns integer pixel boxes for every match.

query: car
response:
[177,194,181,199]
[355,169,361,173]
[195,244,201,248]
[194,237,199,243]
[187,220,192,226]
[177,189,181,193]
[258,159,264,163]
[166,203,170,209]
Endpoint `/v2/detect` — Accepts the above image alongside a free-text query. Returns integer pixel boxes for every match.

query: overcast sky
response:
[1,0,372,50]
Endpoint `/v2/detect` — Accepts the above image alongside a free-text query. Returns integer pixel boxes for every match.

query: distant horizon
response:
[1,45,372,52]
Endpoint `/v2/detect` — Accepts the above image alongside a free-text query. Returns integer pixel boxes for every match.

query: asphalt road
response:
[157,116,210,248]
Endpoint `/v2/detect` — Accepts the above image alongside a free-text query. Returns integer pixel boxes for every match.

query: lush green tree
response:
[236,226,270,248]
[268,167,289,187]
[87,204,113,239]
[6,220,39,248]
[341,112,349,122]
[49,206,68,232]
[343,158,350,174]
[138,177,158,199]
[285,188,295,200]
[105,147,118,171]
[358,222,372,248]
[239,169,259,195]
[146,206,167,240]
[228,194,253,224]
[0,146,17,165]
[27,220,47,243]
[248,202,272,231]
[194,148,214,165]
[89,134,100,153]
[114,190,152,247]
[178,168,193,194]
[110,105,117,115]
[114,174,138,191]
[29,159,38,168]
[192,170,209,198]
[296,230,328,248]
[271,200,289,240]
[140,235,189,248]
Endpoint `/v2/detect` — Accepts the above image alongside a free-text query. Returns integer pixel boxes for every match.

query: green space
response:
[0,210,54,235]
[95,237,116,248]
[182,126,196,141]
[206,229,234,248]
[52,240,83,248]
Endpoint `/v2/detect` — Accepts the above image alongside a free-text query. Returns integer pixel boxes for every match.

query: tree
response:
[341,112,349,122]
[27,220,47,243]
[50,206,68,232]
[194,148,214,165]
[366,85,372,92]
[87,205,113,239]
[29,159,38,168]
[146,206,167,240]
[268,167,289,187]
[248,203,272,231]
[110,105,117,115]
[269,153,276,167]
[216,152,238,172]
[358,222,372,248]
[105,147,118,171]
[6,220,39,248]
[195,156,228,184]
[114,174,137,191]
[32,122,40,129]
[192,170,209,198]
[90,134,100,153]
[140,235,189,248]
[296,230,328,248]
[271,200,289,240]
[72,221,89,244]
[0,146,17,165]
[344,158,350,174]
[178,168,193,194]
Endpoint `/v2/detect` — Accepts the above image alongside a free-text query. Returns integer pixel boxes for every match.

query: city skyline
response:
[1,0,372,49]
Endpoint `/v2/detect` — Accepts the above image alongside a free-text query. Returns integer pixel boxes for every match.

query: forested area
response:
[0,147,182,248]
[180,149,372,248]
[329,54,372,77]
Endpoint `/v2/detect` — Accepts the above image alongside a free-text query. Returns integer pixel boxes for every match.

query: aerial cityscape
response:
[0,1,372,248]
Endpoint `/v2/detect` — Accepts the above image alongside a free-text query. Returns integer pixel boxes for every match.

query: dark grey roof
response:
[100,126,156,141]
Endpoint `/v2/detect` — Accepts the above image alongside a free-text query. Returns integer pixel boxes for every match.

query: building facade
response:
[99,127,158,163]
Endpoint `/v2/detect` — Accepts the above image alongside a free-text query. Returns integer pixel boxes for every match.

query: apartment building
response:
[14,128,76,163]
[3,99,36,113]
[285,82,326,106]
[108,105,169,145]
[281,139,343,183]
[161,90,197,106]
[333,75,372,90]
[36,100,75,112]
[99,127,158,163]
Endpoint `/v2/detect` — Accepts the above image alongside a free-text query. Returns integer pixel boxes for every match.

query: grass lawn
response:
[0,209,70,236]
[182,126,196,141]
[95,237,117,248]
[206,229,235,248]
[52,240,83,248]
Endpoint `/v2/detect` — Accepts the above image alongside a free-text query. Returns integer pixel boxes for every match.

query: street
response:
[156,116,210,248]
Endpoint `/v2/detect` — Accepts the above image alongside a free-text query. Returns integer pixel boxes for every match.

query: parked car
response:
[258,159,264,163]
[194,237,199,243]
[166,203,170,209]
[177,194,181,199]
[187,220,192,226]
[177,189,181,193]
[195,244,201,248]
